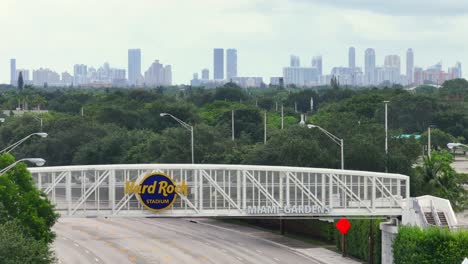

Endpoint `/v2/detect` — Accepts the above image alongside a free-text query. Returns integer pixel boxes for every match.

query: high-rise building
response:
[226,49,237,80]
[311,56,323,76]
[128,49,142,86]
[144,60,172,86]
[61,72,73,86]
[201,68,209,80]
[364,48,376,85]
[10,59,16,86]
[406,49,414,84]
[73,64,88,85]
[213,48,224,80]
[16,69,30,84]
[456,61,462,78]
[290,55,300,67]
[348,47,356,69]
[33,68,60,86]
[283,67,319,86]
[164,65,172,86]
[384,55,401,74]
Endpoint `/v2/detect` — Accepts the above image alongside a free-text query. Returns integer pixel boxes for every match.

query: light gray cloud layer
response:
[0,0,466,84]
[295,0,468,16]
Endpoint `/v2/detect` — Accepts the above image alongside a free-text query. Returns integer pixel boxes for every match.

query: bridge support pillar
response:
[379,218,398,264]
[280,219,285,235]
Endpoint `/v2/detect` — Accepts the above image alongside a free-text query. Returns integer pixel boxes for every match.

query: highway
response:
[53,218,321,264]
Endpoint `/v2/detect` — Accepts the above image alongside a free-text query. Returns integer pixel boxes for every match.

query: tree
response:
[18,71,24,91]
[0,221,55,264]
[0,154,58,242]
[412,150,468,211]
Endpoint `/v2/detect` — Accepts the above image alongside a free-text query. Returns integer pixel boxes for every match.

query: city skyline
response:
[1,0,468,85]
[5,46,463,87]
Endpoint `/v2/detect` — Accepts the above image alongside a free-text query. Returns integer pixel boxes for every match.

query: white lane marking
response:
[221,249,227,253]
[95,258,99,262]
[74,243,79,247]
[255,249,262,254]
[273,257,280,262]
[85,250,90,254]
[63,237,68,240]
[236,256,243,261]
[236,242,244,246]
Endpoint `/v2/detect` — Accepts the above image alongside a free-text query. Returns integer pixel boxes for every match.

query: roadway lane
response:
[53,218,321,264]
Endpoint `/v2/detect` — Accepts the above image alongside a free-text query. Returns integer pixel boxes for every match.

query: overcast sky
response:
[1,0,467,84]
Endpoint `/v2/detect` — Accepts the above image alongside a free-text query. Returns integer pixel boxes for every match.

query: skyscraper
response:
[348,47,356,69]
[10,59,16,86]
[213,48,224,80]
[226,49,238,80]
[73,64,88,85]
[312,56,323,76]
[202,68,209,80]
[384,55,401,74]
[456,61,462,78]
[364,48,376,85]
[290,55,300,67]
[406,49,414,84]
[128,49,141,86]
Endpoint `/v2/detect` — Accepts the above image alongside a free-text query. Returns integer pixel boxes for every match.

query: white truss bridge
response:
[29,164,410,218]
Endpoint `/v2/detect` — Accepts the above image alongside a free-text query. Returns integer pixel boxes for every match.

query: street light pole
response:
[232,110,235,141]
[160,113,195,164]
[428,126,431,157]
[264,112,267,144]
[0,132,48,154]
[0,158,46,176]
[281,105,284,130]
[33,116,43,131]
[191,126,194,164]
[307,124,344,170]
[384,101,390,172]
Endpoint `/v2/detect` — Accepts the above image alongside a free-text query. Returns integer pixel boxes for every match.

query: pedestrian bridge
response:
[29,164,410,218]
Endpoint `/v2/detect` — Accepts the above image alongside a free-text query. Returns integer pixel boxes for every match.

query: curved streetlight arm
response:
[0,135,33,154]
[308,124,344,169]
[0,133,48,154]
[164,114,192,131]
[0,158,46,176]
[314,125,342,146]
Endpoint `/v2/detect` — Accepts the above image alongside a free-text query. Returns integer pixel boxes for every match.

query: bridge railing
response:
[29,164,410,218]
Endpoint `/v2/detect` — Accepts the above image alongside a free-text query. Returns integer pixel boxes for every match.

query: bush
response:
[335,219,382,264]
[393,226,468,264]
[0,221,55,264]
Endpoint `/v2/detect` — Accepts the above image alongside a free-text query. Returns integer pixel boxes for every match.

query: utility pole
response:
[428,126,432,157]
[384,101,390,172]
[264,112,267,144]
[281,105,284,130]
[231,110,235,141]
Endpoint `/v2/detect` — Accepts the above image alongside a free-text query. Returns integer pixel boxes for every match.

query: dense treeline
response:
[1,80,467,202]
[1,80,467,263]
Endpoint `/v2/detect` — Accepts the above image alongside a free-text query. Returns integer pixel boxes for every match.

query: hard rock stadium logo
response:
[124,172,188,212]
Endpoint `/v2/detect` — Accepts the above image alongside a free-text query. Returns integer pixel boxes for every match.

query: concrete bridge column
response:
[380,219,398,264]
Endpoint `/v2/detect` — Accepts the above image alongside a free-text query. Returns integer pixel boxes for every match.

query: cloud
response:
[293,0,468,16]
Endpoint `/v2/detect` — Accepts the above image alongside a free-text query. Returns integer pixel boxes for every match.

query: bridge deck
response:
[29,164,410,218]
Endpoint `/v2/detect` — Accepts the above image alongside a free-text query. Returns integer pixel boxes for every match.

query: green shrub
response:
[393,226,468,264]
[335,219,382,264]
[0,221,55,264]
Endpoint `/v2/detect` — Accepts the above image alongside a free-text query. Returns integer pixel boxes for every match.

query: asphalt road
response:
[53,218,321,264]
